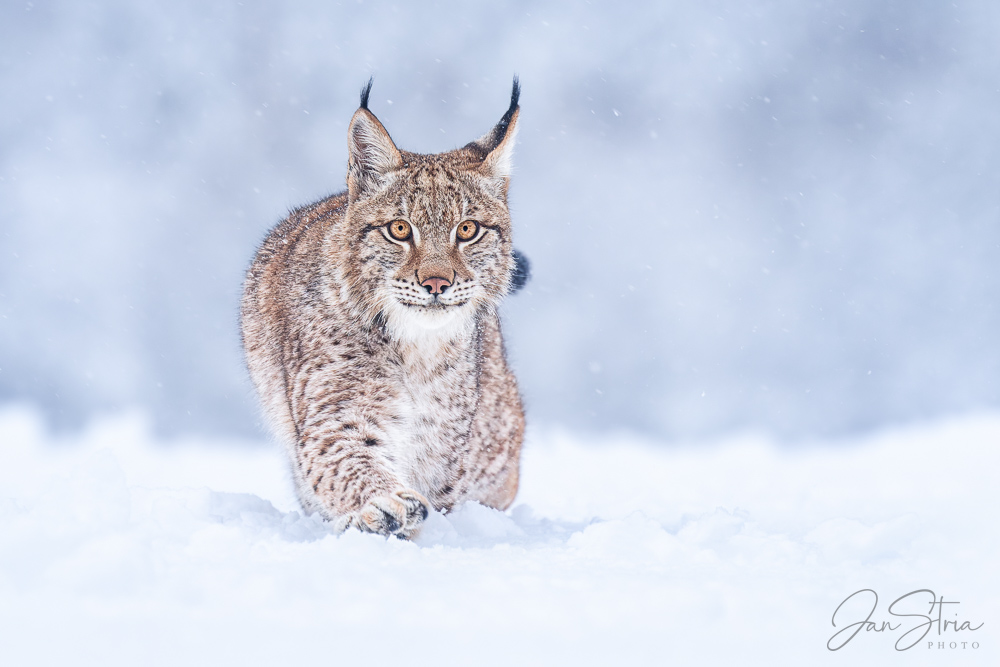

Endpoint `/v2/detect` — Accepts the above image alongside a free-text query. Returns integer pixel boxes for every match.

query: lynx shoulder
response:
[241,79,526,538]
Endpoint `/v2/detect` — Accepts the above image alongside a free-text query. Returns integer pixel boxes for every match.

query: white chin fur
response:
[383,300,474,344]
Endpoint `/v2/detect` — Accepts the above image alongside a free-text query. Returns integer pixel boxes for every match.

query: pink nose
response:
[421,277,452,294]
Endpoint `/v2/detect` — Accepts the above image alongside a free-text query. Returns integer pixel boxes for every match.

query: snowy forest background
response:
[4,0,999,441]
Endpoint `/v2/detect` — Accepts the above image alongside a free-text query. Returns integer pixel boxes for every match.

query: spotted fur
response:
[241,79,525,538]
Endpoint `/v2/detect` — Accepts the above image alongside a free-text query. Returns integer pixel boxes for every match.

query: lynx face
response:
[330,84,520,343]
[344,161,515,341]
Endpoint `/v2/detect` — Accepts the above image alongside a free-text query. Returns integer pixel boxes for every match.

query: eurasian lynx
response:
[241,80,526,538]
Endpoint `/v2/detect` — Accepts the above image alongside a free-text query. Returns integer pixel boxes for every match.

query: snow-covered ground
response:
[1,404,995,665]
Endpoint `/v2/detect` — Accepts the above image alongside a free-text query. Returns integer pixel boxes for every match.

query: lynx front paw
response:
[353,489,430,538]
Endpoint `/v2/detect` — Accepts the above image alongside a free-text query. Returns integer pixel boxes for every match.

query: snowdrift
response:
[1,405,995,665]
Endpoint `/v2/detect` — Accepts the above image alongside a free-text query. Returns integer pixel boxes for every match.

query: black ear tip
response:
[360,77,374,110]
[510,75,521,112]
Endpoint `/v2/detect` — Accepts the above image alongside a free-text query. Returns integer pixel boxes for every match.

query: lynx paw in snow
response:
[354,489,430,538]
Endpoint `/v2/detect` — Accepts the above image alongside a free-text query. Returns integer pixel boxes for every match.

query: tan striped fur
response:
[240,81,525,538]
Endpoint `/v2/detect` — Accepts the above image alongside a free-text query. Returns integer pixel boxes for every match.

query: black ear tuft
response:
[509,75,521,113]
[493,75,520,145]
[465,76,522,168]
[510,249,531,294]
[360,77,374,110]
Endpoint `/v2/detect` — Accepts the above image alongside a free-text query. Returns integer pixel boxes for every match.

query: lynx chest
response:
[381,340,480,497]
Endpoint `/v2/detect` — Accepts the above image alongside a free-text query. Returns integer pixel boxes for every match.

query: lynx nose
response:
[421,277,452,294]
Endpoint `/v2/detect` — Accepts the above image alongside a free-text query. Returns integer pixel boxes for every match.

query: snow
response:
[1,404,996,665]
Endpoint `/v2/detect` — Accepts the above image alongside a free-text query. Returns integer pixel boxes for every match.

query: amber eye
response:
[456,220,480,242]
[387,220,411,241]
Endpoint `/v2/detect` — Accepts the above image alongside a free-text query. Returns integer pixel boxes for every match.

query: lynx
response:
[241,79,527,538]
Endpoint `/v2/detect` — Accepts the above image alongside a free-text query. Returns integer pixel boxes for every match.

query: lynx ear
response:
[347,79,403,199]
[474,77,521,184]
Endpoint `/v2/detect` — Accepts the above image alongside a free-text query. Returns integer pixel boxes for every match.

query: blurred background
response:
[1,0,998,441]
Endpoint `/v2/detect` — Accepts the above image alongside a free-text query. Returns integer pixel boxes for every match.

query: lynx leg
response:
[296,432,427,537]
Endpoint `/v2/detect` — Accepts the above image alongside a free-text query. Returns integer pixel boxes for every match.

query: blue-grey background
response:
[2,0,998,439]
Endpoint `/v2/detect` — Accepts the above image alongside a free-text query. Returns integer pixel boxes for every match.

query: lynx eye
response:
[456,220,480,242]
[387,220,412,241]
